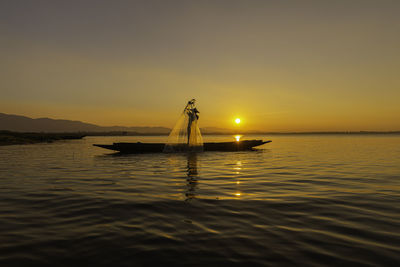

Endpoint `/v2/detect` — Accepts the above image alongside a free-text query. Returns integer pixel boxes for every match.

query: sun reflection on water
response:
[234,160,242,197]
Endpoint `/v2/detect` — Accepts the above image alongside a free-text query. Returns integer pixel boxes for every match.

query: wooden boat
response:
[93,140,271,153]
[94,100,271,153]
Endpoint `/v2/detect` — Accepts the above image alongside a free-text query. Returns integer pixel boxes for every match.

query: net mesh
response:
[163,99,203,152]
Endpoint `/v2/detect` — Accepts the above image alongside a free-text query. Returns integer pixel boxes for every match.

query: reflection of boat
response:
[93,140,271,153]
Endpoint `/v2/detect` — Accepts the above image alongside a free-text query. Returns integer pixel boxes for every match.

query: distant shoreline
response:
[2,113,399,137]
[1,130,400,146]
[84,131,400,136]
[0,131,85,146]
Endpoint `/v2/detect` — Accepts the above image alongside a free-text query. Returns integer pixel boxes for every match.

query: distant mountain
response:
[0,113,170,134]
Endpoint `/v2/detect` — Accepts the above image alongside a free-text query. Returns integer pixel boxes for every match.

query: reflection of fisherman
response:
[186,99,200,145]
[186,153,198,200]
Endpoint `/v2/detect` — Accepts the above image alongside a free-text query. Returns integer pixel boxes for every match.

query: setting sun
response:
[235,118,241,124]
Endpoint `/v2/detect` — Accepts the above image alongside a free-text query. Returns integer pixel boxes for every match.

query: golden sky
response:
[1,0,400,131]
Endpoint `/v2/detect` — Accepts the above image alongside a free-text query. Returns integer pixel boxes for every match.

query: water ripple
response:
[1,135,400,266]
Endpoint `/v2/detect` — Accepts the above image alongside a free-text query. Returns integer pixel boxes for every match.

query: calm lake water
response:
[1,135,399,266]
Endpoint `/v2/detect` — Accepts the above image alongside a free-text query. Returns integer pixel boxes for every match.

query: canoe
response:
[94,140,271,153]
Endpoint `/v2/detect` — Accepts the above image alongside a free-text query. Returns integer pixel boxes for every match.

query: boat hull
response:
[94,140,271,153]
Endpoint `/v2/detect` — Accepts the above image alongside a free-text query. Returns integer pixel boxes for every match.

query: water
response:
[1,135,399,266]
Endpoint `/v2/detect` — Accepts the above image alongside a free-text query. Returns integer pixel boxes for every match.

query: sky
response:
[1,0,400,132]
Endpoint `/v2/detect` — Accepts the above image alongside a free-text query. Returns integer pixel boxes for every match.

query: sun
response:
[235,118,241,124]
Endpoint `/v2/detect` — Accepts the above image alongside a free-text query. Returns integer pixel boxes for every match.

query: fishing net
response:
[164,99,204,152]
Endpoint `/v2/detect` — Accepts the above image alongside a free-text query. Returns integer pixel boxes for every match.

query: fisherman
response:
[186,99,200,145]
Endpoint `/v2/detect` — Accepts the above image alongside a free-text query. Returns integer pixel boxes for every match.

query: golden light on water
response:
[235,135,242,142]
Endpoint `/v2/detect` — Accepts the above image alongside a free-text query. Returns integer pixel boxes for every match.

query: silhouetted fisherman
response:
[185,99,200,145]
